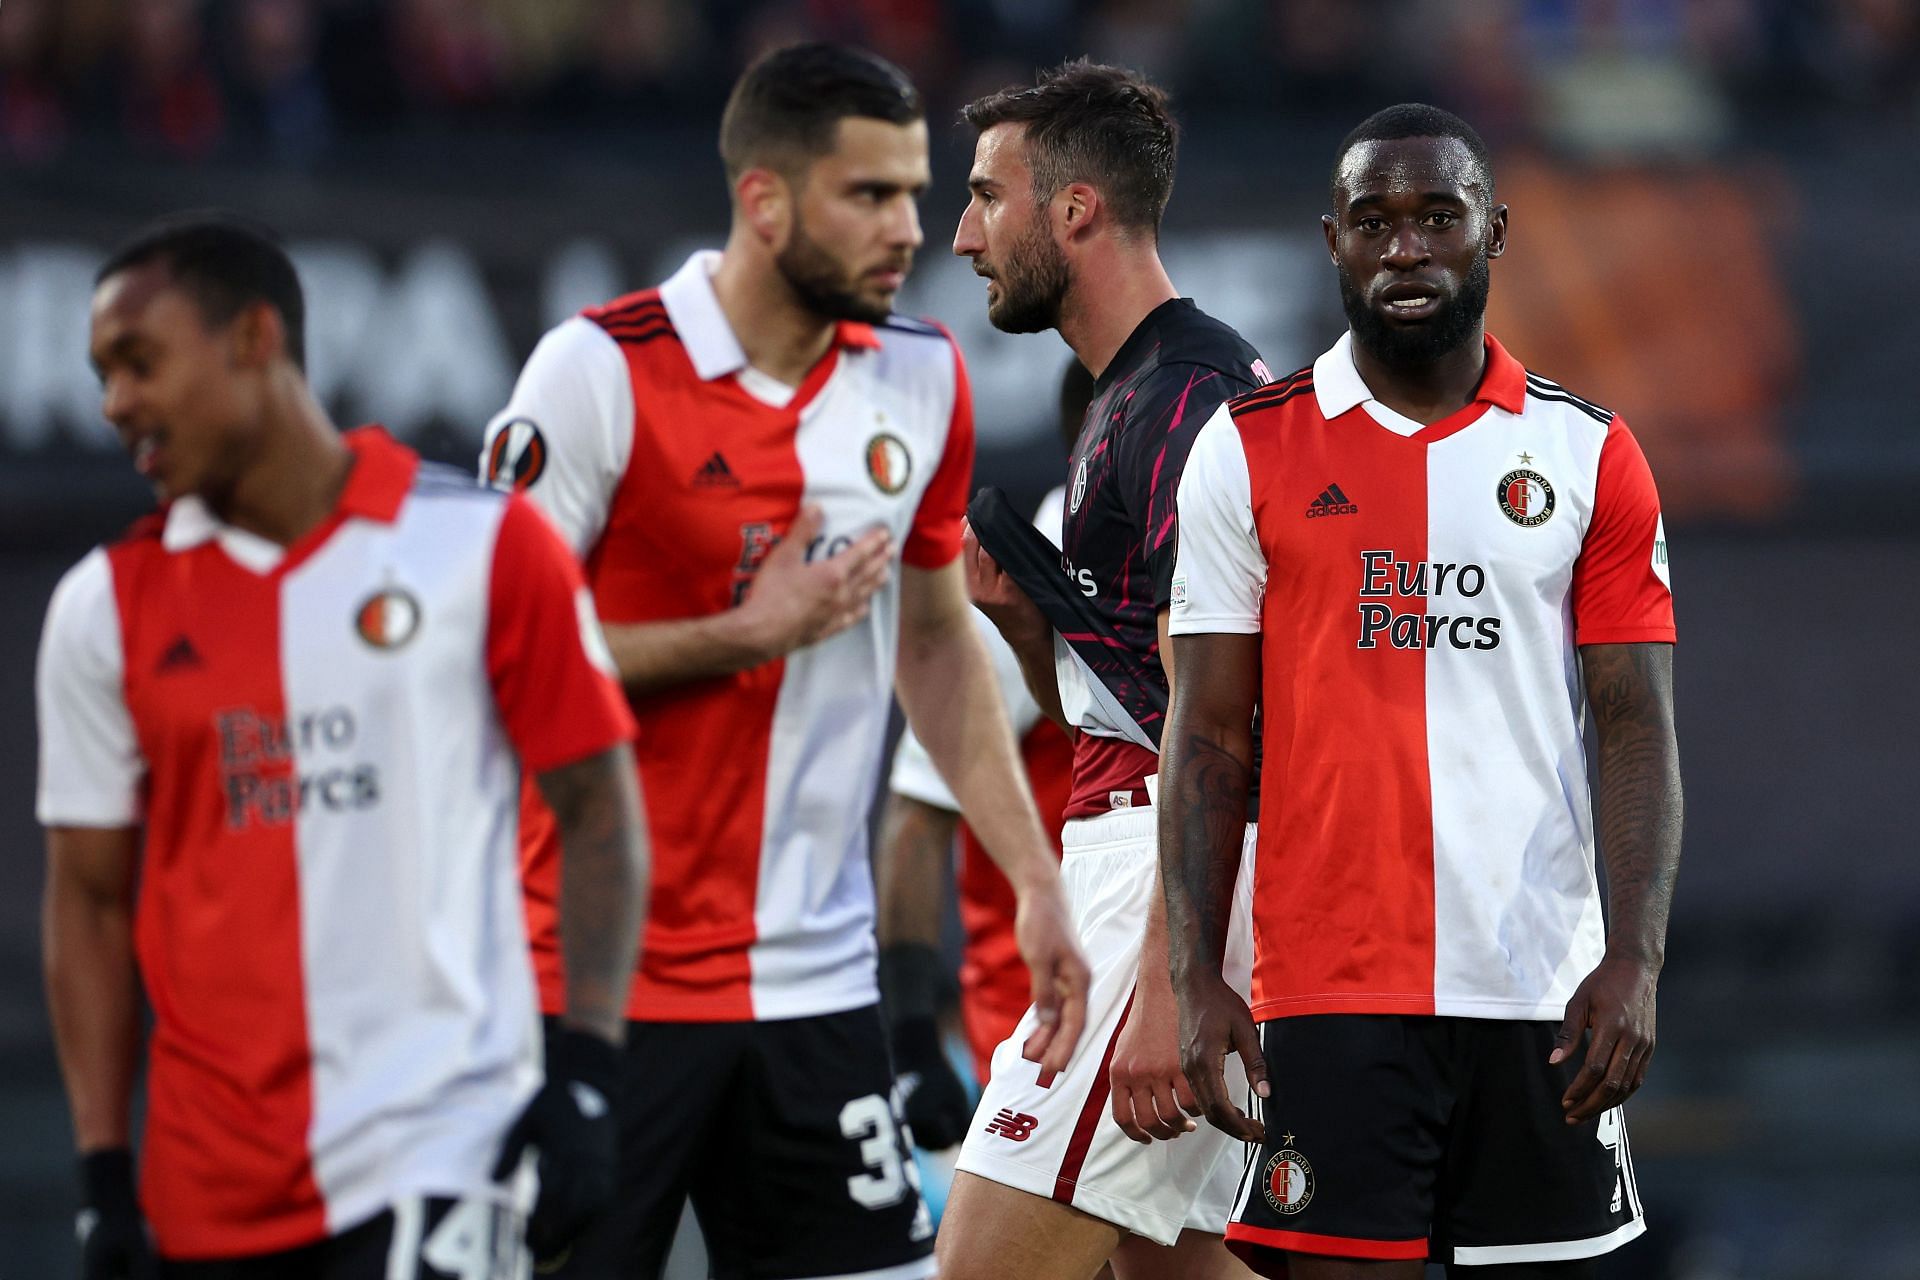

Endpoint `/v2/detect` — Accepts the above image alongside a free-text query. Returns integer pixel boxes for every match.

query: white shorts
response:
[954,806,1257,1246]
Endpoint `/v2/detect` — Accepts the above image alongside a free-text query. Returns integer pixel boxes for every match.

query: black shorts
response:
[161,1196,527,1279]
[1227,1015,1645,1270]
[549,1005,934,1280]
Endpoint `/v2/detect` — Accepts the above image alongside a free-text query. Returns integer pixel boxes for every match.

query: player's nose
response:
[953,201,983,257]
[1382,223,1430,270]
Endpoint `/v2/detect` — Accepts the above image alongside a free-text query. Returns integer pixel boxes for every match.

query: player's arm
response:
[43,825,143,1155]
[535,746,648,1044]
[873,778,970,1149]
[1157,405,1269,1142]
[1553,641,1681,1123]
[960,523,1069,733]
[599,505,891,696]
[894,559,1088,1074]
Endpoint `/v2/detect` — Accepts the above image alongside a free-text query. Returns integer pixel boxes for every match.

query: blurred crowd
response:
[1,0,1917,165]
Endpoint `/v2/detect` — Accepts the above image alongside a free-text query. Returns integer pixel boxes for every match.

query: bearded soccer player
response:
[37,217,648,1280]
[1163,104,1682,1277]
[481,43,1087,1280]
[875,359,1090,1148]
[939,62,1268,1280]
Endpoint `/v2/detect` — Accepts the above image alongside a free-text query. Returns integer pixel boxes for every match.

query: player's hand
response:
[76,1149,156,1280]
[890,1016,973,1151]
[1175,971,1267,1143]
[1551,952,1660,1125]
[1013,881,1091,1076]
[1110,963,1199,1144]
[740,504,891,659]
[961,521,1046,648]
[494,1025,621,1260]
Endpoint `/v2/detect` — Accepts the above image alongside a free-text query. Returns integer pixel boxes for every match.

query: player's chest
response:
[1060,397,1141,568]
[119,526,488,771]
[615,376,942,573]
[1257,414,1595,616]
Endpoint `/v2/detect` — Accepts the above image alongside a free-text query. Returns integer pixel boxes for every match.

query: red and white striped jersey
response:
[35,428,635,1258]
[484,251,974,1023]
[1170,333,1675,1023]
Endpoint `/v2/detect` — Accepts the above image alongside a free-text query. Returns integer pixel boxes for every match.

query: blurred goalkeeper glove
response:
[880,942,971,1151]
[493,1025,621,1261]
[76,1149,155,1280]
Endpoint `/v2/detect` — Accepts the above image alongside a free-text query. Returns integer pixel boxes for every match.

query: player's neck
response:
[1058,247,1178,380]
[207,385,353,547]
[710,245,837,389]
[1351,324,1489,425]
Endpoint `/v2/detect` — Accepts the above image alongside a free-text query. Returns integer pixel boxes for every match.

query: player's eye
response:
[1357,217,1386,233]
[1426,212,1458,229]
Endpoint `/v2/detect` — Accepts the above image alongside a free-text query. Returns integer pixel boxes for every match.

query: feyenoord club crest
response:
[486,418,547,492]
[1497,468,1556,527]
[865,433,911,495]
[355,587,422,650]
[1263,1143,1315,1216]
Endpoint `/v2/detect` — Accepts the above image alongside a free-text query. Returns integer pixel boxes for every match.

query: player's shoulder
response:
[580,288,681,350]
[45,543,119,633]
[872,313,962,371]
[411,458,503,505]
[1153,303,1264,379]
[1223,363,1317,420]
[1519,368,1616,428]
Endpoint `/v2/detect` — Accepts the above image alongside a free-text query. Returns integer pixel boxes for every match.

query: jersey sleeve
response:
[487,496,637,774]
[36,548,144,827]
[1114,362,1261,610]
[902,337,975,569]
[1168,405,1267,636]
[1572,415,1676,646]
[481,317,634,560]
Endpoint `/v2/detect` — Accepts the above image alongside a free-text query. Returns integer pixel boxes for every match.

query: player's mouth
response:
[128,430,168,479]
[1376,283,1443,322]
[868,267,907,291]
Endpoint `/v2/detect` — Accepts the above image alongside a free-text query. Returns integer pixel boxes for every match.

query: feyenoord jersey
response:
[1059,298,1266,818]
[890,488,1074,1069]
[484,251,973,1022]
[1171,333,1675,1022]
[34,429,635,1258]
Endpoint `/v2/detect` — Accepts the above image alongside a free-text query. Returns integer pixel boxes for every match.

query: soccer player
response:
[1162,104,1682,1276]
[876,359,1090,1148]
[37,217,648,1280]
[939,61,1267,1280]
[480,43,1087,1280]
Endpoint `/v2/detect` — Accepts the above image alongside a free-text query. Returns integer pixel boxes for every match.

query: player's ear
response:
[736,166,793,251]
[1321,213,1339,264]
[1486,203,1509,260]
[231,300,285,371]
[1056,182,1097,244]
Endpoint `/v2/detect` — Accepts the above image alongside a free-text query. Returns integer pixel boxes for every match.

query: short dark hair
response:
[719,42,922,184]
[1331,103,1493,206]
[97,213,306,371]
[962,60,1179,238]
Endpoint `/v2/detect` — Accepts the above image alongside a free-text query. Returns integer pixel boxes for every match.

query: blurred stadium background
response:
[2,1,1916,1277]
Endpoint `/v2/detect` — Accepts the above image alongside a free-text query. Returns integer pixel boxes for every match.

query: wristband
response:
[878,943,950,1023]
[78,1148,138,1214]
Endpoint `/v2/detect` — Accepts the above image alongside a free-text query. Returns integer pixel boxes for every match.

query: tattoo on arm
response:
[1584,643,1683,964]
[1163,732,1251,981]
[537,745,648,1042]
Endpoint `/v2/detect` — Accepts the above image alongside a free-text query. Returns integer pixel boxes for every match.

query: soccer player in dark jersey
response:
[939,61,1268,1280]
[1162,104,1681,1276]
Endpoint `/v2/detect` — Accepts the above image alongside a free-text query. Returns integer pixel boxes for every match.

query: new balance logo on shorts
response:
[1306,483,1358,518]
[983,1109,1039,1142]
[692,451,740,489]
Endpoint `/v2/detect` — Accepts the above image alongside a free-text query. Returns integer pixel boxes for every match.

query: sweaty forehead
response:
[1336,136,1484,205]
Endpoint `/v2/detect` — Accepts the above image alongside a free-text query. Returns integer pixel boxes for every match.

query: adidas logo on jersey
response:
[692,452,739,489]
[983,1109,1039,1142]
[156,634,203,673]
[1306,484,1358,518]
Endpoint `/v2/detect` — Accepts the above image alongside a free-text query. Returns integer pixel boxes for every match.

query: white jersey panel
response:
[282,478,540,1228]
[1423,402,1611,1019]
[750,334,960,1019]
[36,548,144,827]
[481,316,634,558]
